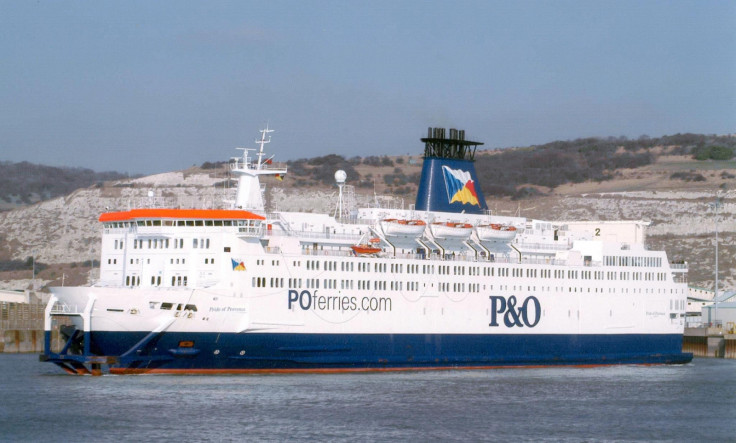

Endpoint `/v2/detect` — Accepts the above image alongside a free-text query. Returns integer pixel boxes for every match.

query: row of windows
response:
[286,259,673,284]
[439,282,470,292]
[109,257,214,266]
[152,302,198,311]
[104,219,258,229]
[252,275,684,295]
[253,277,284,288]
[193,238,211,249]
[133,238,175,249]
[604,256,662,267]
[130,238,211,250]
[288,256,669,278]
[126,275,187,287]
[357,280,387,290]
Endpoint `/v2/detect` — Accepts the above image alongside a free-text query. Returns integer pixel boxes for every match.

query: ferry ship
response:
[41,127,693,375]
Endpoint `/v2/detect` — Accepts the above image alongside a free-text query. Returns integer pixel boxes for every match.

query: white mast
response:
[229,126,287,212]
[255,126,274,170]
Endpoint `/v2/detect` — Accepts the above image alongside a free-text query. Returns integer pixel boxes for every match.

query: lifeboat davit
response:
[351,244,382,255]
[380,218,426,237]
[430,222,473,240]
[476,224,517,242]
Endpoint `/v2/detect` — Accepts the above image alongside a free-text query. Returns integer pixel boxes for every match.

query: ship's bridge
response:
[97,208,266,289]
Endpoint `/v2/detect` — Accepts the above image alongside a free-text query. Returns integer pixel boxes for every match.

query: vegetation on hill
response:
[9,132,723,209]
[286,155,361,186]
[475,133,736,198]
[692,144,734,161]
[0,257,48,272]
[0,161,129,207]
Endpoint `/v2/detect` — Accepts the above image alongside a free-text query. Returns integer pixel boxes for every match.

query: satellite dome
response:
[334,170,347,184]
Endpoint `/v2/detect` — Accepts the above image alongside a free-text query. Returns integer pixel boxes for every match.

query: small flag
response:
[275,174,283,181]
[231,258,246,271]
[265,158,273,165]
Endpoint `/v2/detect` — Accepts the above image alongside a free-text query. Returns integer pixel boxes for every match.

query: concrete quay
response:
[683,327,736,359]
[0,290,65,353]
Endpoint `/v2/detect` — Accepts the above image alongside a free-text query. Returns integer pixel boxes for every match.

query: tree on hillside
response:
[692,145,734,161]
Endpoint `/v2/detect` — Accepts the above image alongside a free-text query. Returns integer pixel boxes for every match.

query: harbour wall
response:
[0,290,58,353]
[683,327,736,359]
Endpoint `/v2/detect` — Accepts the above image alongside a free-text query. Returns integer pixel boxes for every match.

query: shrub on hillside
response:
[692,145,734,160]
[362,156,382,167]
[0,259,48,272]
[512,187,544,200]
[289,155,360,185]
[670,171,706,182]
[200,161,226,169]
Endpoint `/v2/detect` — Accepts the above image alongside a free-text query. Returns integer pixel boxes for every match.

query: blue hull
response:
[68,331,693,373]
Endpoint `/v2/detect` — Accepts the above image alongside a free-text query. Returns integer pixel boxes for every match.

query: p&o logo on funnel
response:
[442,166,480,206]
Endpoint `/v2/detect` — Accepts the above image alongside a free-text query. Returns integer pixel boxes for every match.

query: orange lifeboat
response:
[351,244,382,255]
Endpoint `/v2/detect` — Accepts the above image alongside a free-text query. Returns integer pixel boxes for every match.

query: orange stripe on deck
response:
[99,208,265,222]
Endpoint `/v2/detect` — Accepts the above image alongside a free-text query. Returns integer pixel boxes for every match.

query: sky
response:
[1,0,735,175]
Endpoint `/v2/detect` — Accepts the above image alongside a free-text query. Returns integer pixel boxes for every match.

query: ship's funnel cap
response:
[414,127,488,214]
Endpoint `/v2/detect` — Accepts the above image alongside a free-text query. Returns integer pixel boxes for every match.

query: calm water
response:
[0,355,734,442]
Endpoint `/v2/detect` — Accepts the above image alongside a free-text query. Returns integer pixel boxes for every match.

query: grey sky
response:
[1,0,734,174]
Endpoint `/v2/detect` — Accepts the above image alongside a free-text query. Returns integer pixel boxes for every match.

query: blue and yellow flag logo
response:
[442,166,480,206]
[231,258,246,271]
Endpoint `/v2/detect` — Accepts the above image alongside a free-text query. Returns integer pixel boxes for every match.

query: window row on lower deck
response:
[125,275,188,287]
[289,258,674,283]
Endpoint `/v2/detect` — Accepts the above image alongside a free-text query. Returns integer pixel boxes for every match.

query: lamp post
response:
[32,249,36,291]
[710,193,721,328]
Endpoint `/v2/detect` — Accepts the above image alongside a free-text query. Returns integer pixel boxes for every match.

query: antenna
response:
[255,124,274,169]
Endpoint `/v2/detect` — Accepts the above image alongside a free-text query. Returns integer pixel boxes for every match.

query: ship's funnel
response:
[414,127,487,214]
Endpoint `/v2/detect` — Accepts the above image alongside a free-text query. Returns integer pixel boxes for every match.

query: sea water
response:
[0,354,734,442]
